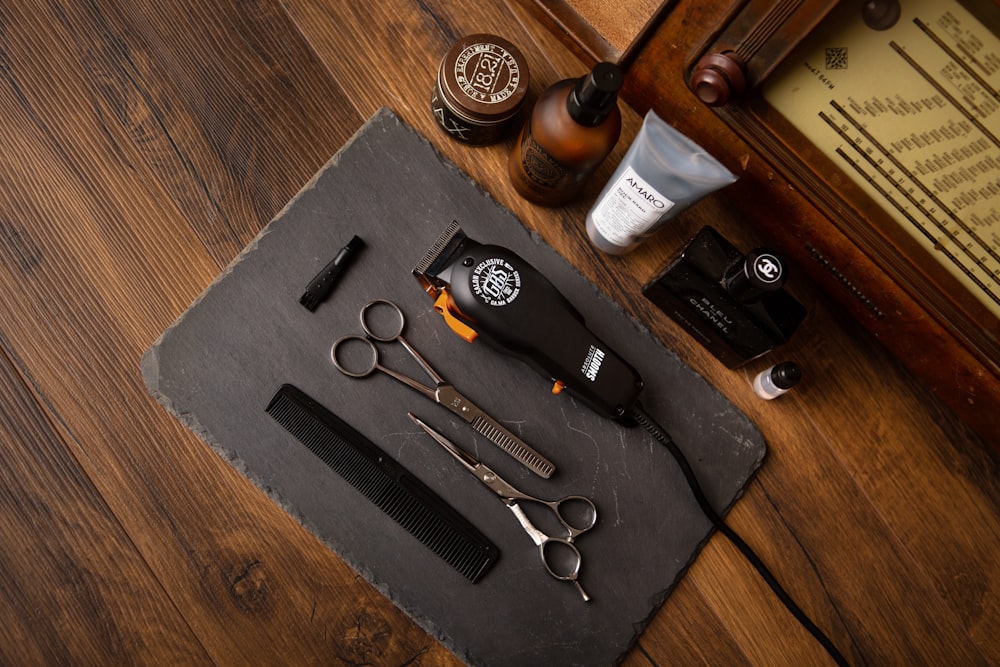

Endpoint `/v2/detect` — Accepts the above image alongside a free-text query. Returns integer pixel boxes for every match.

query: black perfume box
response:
[643,226,806,368]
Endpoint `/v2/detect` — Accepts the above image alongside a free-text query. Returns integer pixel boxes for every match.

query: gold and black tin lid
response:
[431,34,529,146]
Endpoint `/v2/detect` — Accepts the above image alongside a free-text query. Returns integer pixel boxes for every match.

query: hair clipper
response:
[413,222,643,422]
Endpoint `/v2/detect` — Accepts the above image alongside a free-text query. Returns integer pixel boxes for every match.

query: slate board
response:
[141,108,766,667]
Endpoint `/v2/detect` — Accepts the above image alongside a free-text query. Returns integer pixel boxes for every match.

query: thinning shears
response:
[331,299,555,478]
[408,412,596,602]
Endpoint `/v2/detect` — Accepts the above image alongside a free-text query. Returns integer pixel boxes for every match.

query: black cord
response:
[629,403,850,667]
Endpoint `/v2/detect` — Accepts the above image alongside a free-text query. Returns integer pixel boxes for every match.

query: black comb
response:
[265,384,499,582]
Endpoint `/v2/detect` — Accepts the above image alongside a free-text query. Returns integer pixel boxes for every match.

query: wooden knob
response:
[690,52,747,106]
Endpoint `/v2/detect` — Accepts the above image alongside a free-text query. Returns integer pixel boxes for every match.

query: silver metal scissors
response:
[331,299,556,478]
[408,412,596,602]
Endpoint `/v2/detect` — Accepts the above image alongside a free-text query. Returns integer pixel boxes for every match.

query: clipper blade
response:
[413,221,467,279]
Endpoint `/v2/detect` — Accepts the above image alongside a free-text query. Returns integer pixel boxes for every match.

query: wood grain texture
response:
[0,0,997,666]
[0,352,214,665]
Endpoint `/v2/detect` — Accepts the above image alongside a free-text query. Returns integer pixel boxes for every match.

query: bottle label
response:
[519,125,571,189]
[591,166,675,245]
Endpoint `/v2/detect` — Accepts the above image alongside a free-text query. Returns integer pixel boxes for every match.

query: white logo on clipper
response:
[472,258,521,306]
[582,345,605,382]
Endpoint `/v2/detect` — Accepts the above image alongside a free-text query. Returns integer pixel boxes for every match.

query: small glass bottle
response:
[753,362,802,399]
[508,62,623,206]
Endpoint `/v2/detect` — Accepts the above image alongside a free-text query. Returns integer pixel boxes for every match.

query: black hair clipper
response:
[413,222,643,422]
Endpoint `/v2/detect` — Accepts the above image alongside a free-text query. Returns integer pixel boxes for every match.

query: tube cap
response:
[568,62,623,126]
[769,361,802,390]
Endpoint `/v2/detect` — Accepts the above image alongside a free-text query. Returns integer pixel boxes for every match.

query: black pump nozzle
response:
[568,62,623,126]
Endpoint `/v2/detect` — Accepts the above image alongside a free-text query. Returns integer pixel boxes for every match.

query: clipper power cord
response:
[414,222,849,666]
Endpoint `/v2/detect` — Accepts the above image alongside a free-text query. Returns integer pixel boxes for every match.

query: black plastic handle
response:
[442,241,643,421]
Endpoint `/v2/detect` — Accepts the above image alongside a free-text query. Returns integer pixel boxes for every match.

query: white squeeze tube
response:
[586,110,737,255]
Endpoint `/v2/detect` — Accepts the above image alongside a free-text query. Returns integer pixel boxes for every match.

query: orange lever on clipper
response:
[433,292,478,343]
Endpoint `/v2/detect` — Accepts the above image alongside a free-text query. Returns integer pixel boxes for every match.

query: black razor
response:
[413,222,643,422]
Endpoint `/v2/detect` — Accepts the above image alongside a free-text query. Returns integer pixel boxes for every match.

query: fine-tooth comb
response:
[265,384,499,583]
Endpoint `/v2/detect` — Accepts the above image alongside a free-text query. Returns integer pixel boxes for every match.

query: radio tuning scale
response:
[763,0,1000,318]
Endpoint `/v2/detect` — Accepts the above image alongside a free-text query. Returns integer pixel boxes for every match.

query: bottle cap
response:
[568,62,623,126]
[769,361,802,389]
[724,247,786,302]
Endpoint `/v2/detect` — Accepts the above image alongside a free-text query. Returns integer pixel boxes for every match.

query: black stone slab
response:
[141,108,766,667]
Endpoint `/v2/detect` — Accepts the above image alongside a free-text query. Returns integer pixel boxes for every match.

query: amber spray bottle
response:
[508,62,623,206]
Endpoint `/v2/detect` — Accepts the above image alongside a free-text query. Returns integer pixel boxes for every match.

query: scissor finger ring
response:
[331,335,378,377]
[541,539,582,581]
[360,299,406,341]
[555,496,597,535]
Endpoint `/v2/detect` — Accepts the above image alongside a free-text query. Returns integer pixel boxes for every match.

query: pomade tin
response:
[431,34,529,145]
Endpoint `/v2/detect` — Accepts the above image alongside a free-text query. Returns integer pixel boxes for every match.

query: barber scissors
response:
[331,299,555,478]
[408,412,596,602]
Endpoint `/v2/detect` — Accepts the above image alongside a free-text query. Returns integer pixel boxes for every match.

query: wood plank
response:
[0,350,214,665]
[618,252,999,665]
[624,232,999,665]
[521,0,667,59]
[0,0,460,663]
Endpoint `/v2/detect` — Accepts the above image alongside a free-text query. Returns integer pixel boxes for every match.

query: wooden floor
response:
[0,0,996,665]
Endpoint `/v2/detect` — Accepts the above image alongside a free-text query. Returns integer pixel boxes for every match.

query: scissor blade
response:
[469,412,555,479]
[407,412,479,473]
[434,385,555,479]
